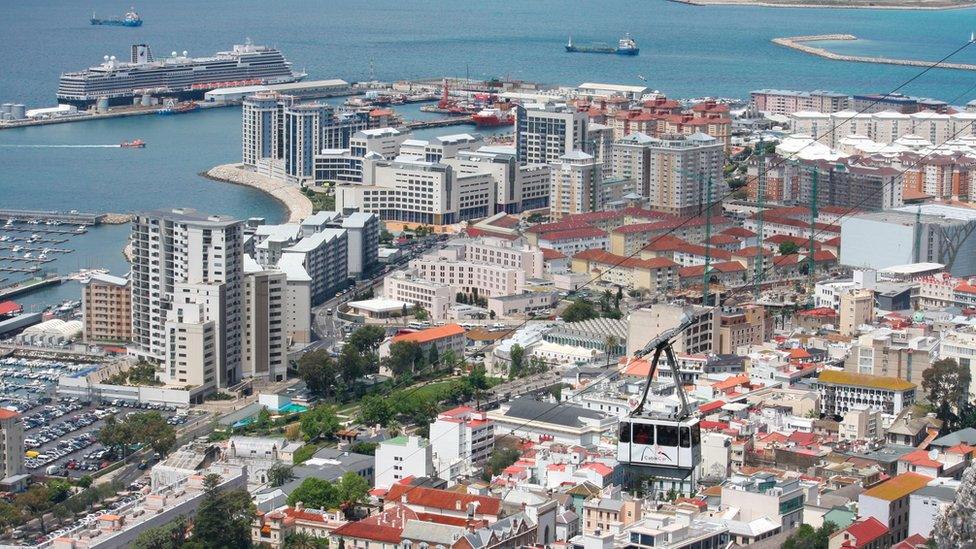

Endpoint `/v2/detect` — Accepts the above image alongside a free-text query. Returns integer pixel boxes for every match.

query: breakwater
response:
[203,164,313,223]
[772,34,976,72]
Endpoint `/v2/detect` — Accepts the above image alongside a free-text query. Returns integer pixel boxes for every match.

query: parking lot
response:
[21,398,200,478]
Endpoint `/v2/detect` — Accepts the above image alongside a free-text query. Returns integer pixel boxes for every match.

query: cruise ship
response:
[57,41,305,108]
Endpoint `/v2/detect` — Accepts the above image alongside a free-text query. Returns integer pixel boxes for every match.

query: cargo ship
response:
[471,108,514,127]
[565,34,639,56]
[90,8,142,27]
[57,40,305,108]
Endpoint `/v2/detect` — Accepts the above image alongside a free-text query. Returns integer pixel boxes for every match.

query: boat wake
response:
[0,144,122,148]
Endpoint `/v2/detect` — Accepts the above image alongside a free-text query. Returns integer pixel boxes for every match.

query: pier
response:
[0,275,62,299]
[403,116,474,130]
[772,34,976,72]
[0,209,104,225]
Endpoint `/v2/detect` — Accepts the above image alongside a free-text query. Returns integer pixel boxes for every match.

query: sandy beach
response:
[203,164,313,224]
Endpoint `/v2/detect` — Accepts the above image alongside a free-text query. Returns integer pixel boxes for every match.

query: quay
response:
[0,209,104,225]
[0,275,62,300]
[403,116,474,130]
[1,226,86,236]
[772,34,976,72]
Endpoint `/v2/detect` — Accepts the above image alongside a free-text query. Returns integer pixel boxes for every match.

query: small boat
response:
[91,8,142,27]
[120,139,146,148]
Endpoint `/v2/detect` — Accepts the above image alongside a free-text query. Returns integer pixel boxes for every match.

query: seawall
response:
[772,34,976,71]
[202,164,313,224]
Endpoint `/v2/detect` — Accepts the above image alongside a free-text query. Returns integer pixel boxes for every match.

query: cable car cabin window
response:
[657,425,678,447]
[680,426,691,448]
[692,423,701,446]
[619,422,631,443]
[633,423,655,445]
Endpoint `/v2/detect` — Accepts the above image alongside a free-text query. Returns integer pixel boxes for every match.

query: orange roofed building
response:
[383,324,467,363]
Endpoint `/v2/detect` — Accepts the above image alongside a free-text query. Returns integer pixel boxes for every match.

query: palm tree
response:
[604,335,619,367]
[285,531,323,549]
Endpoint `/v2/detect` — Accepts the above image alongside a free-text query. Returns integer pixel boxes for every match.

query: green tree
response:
[781,521,837,549]
[97,414,133,457]
[779,241,799,256]
[132,515,190,549]
[297,350,338,399]
[349,441,378,455]
[484,447,520,477]
[413,305,429,321]
[615,286,623,309]
[509,344,525,379]
[76,475,94,489]
[385,341,424,378]
[338,345,368,383]
[300,405,341,442]
[128,411,177,456]
[191,473,254,549]
[255,407,272,431]
[47,479,73,503]
[347,325,386,355]
[287,477,338,509]
[358,395,396,427]
[285,531,328,549]
[923,358,972,411]
[15,485,52,534]
[267,463,295,488]
[561,299,598,323]
[604,335,619,367]
[335,472,370,516]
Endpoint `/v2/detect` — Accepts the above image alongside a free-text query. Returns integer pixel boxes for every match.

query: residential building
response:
[627,304,719,356]
[443,148,551,213]
[383,324,467,363]
[549,151,602,219]
[582,486,642,535]
[82,273,131,343]
[252,505,346,549]
[349,127,409,159]
[130,209,244,388]
[611,132,654,196]
[817,370,917,416]
[839,288,874,336]
[429,406,494,482]
[242,259,287,382]
[382,271,455,320]
[858,472,933,543]
[485,397,615,447]
[341,212,379,278]
[374,436,434,489]
[839,406,883,441]
[908,483,957,539]
[0,410,25,489]
[487,292,560,319]
[281,228,348,304]
[242,91,289,166]
[938,328,976,397]
[645,134,724,217]
[720,472,805,529]
[515,103,588,164]
[797,158,903,211]
[411,251,525,298]
[846,327,936,386]
[750,89,850,115]
[827,517,889,549]
[283,103,331,182]
[570,249,679,294]
[718,305,770,354]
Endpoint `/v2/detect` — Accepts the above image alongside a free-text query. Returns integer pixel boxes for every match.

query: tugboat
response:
[90,8,143,27]
[566,34,639,56]
[120,139,146,148]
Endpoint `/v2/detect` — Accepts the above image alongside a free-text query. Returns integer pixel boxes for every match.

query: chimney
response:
[456,499,462,511]
[295,501,304,511]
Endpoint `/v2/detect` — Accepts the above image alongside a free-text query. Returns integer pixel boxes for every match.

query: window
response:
[633,423,654,445]
[618,422,631,443]
[657,425,678,447]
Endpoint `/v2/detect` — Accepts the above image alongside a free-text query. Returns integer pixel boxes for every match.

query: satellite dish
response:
[171,51,178,57]
[109,56,116,61]
[929,449,939,461]
[182,50,188,57]
[103,55,109,61]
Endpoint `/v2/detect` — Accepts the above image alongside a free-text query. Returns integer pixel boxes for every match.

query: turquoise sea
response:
[2,0,976,308]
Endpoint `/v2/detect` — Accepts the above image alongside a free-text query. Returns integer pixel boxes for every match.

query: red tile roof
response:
[383,485,502,516]
[733,246,774,258]
[580,462,613,476]
[899,450,943,469]
[332,521,402,543]
[722,227,756,238]
[392,324,465,344]
[541,247,566,260]
[678,261,746,278]
[539,227,607,241]
[837,517,888,548]
[641,235,691,252]
[573,249,678,271]
[699,400,726,414]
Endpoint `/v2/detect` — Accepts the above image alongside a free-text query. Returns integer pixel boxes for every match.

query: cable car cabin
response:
[617,415,701,470]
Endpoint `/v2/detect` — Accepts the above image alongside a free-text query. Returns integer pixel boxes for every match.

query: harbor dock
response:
[0,209,104,225]
[772,34,976,72]
[0,275,62,300]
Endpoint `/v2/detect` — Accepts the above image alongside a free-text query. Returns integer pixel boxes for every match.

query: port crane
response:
[616,309,703,494]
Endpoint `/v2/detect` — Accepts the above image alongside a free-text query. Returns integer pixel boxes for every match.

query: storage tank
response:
[140,94,152,106]
[96,97,109,112]
[1,103,11,116]
[11,104,26,120]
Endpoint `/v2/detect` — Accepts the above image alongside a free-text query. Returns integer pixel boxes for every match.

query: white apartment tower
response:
[646,133,725,217]
[515,104,588,164]
[130,209,244,388]
[242,92,289,166]
[549,151,601,220]
[243,260,288,382]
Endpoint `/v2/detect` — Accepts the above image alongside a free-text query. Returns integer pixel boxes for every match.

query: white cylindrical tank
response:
[11,104,26,120]
[96,97,109,112]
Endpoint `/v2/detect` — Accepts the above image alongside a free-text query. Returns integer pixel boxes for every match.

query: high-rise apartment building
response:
[549,151,601,220]
[130,209,244,388]
[0,410,24,487]
[645,133,724,217]
[515,104,588,164]
[82,273,131,343]
[243,260,288,382]
[611,132,654,197]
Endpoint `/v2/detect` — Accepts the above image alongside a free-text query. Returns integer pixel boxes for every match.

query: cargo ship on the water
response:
[90,8,142,27]
[57,40,305,108]
[565,34,639,55]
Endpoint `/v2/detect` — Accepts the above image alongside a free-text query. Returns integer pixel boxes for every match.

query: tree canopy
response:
[923,358,971,411]
[299,405,341,442]
[561,299,598,323]
[190,473,254,548]
[286,473,369,517]
[296,350,339,400]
